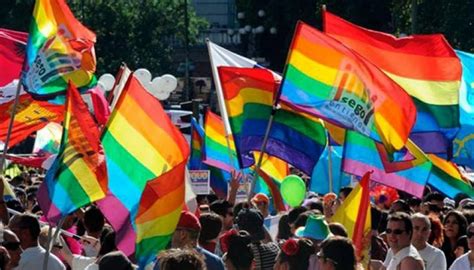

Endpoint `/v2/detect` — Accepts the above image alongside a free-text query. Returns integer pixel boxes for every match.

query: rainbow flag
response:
[203,110,240,172]
[453,50,474,167]
[189,116,230,198]
[218,66,326,174]
[427,154,474,198]
[324,11,462,153]
[37,83,107,223]
[331,171,371,266]
[280,21,416,151]
[343,131,432,198]
[22,0,96,99]
[33,122,62,155]
[99,75,189,261]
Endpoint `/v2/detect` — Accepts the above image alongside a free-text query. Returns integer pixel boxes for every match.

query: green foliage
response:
[1,0,208,75]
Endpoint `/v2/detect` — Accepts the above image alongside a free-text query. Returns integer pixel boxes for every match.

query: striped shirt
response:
[250,242,280,270]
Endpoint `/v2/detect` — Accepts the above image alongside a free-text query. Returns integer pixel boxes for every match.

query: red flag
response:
[0,29,27,86]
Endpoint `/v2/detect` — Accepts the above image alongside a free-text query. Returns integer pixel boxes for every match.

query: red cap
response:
[251,193,269,205]
[177,211,201,231]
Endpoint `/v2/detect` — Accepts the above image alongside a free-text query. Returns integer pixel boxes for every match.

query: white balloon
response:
[161,74,178,93]
[155,91,170,100]
[151,77,166,94]
[134,68,152,85]
[98,74,115,91]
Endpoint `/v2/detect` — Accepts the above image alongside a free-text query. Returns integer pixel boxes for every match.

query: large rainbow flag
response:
[453,50,474,167]
[22,0,96,99]
[324,11,462,154]
[427,154,474,199]
[331,171,371,267]
[280,21,416,151]
[218,66,326,175]
[37,83,107,223]
[343,131,432,198]
[98,75,189,262]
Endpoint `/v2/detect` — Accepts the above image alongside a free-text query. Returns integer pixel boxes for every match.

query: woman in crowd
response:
[273,238,314,270]
[442,210,468,266]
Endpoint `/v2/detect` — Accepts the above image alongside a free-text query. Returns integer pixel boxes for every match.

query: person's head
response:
[274,238,314,270]
[251,193,270,218]
[411,213,431,248]
[467,222,474,252]
[158,248,206,270]
[427,214,444,248]
[317,236,356,270]
[98,251,135,270]
[198,212,222,245]
[84,206,105,235]
[210,200,234,230]
[408,197,422,213]
[98,230,116,256]
[2,229,21,268]
[454,235,468,258]
[338,187,353,202]
[223,230,253,270]
[288,206,308,234]
[171,211,201,248]
[389,199,411,214]
[423,192,445,210]
[386,212,413,253]
[277,214,291,240]
[444,210,468,240]
[235,208,264,242]
[8,214,40,249]
[329,223,348,237]
[295,214,332,250]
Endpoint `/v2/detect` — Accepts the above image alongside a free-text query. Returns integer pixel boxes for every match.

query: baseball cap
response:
[176,211,201,231]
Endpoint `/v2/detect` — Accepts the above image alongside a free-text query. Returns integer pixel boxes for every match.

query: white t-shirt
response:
[417,244,447,270]
[449,251,474,270]
[72,254,96,270]
[384,245,424,270]
[14,246,65,270]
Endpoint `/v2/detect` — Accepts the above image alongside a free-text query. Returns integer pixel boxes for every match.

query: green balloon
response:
[281,175,306,207]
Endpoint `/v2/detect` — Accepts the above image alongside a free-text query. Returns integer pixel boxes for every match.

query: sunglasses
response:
[467,231,474,238]
[2,241,21,251]
[386,229,405,235]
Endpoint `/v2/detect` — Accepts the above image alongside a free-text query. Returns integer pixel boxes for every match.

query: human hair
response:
[233,201,250,218]
[13,214,40,240]
[158,248,206,270]
[84,205,105,233]
[288,206,308,225]
[329,222,348,237]
[423,192,445,203]
[210,200,233,218]
[428,214,444,248]
[277,214,291,240]
[455,235,468,253]
[226,230,253,270]
[98,230,116,256]
[461,209,474,224]
[390,199,411,214]
[319,236,356,270]
[198,213,222,244]
[293,211,311,229]
[277,238,314,270]
[339,187,353,199]
[444,210,468,240]
[387,212,413,236]
[411,213,431,230]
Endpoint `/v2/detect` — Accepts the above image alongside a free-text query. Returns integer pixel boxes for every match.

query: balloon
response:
[98,74,115,92]
[134,68,152,85]
[280,175,306,207]
[161,74,177,92]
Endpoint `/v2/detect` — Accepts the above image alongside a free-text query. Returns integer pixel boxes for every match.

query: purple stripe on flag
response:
[37,184,62,224]
[344,159,425,197]
[97,191,136,256]
[409,132,449,154]
[202,159,234,173]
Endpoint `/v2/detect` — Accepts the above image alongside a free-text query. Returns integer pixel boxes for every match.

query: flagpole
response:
[328,145,333,193]
[43,216,66,270]
[0,82,23,174]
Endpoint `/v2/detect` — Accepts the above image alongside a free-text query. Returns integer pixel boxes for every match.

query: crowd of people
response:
[0,166,472,270]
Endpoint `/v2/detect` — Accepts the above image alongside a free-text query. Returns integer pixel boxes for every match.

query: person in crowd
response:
[235,208,279,270]
[338,187,353,202]
[449,222,474,270]
[454,235,468,258]
[442,210,468,266]
[158,248,206,270]
[276,214,291,241]
[428,214,444,248]
[0,246,10,270]
[328,222,348,237]
[82,205,107,257]
[210,200,234,231]
[273,238,314,270]
[317,236,357,270]
[295,214,332,269]
[160,211,224,270]
[389,200,411,214]
[251,193,270,218]
[97,250,136,270]
[198,212,223,253]
[423,192,445,211]
[410,213,446,270]
[287,206,308,235]
[322,193,337,219]
[9,213,65,270]
[383,212,424,270]
[371,206,388,261]
[2,229,21,269]
[408,197,422,213]
[221,230,253,270]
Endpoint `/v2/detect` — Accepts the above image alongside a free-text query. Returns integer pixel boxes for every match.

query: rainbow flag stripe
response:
[343,131,432,197]
[427,154,474,198]
[324,11,461,151]
[280,21,416,151]
[38,83,107,223]
[22,0,96,99]
[218,66,326,174]
[99,75,189,262]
